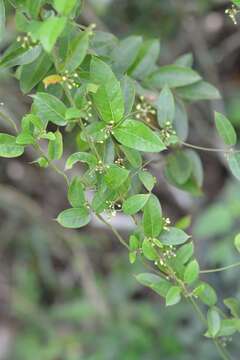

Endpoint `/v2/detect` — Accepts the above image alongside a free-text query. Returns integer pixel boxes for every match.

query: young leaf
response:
[147,65,201,89]
[113,119,166,152]
[63,30,89,73]
[207,308,221,337]
[138,170,156,192]
[234,233,240,253]
[228,153,240,181]
[32,92,67,126]
[0,133,24,158]
[215,112,237,146]
[68,177,85,208]
[65,152,97,169]
[142,238,158,261]
[90,57,124,123]
[20,52,52,93]
[156,86,175,127]
[122,194,150,215]
[53,0,77,15]
[57,207,90,229]
[160,227,190,246]
[0,0,5,42]
[136,273,171,297]
[104,164,129,190]
[166,286,181,306]
[38,16,67,53]
[184,259,199,284]
[48,130,63,161]
[143,194,163,237]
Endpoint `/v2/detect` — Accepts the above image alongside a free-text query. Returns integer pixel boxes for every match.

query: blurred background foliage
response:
[0,0,240,359]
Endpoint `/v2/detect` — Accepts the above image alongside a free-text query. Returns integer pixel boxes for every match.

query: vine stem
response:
[200,261,240,274]
[181,141,240,154]
[34,143,70,186]
[0,110,19,133]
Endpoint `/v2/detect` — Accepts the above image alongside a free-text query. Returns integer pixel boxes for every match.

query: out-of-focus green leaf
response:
[156,86,175,127]
[147,65,201,89]
[215,112,237,146]
[57,207,90,228]
[176,81,221,101]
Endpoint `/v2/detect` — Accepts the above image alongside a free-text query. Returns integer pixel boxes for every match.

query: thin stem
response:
[181,141,240,154]
[0,110,18,133]
[95,212,129,250]
[200,261,240,274]
[34,143,69,186]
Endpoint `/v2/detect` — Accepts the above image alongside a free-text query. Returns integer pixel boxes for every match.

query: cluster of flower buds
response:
[114,157,125,166]
[160,121,176,142]
[105,201,122,218]
[17,34,38,49]
[163,217,171,231]
[135,96,156,123]
[225,5,240,24]
[95,160,105,174]
[61,70,80,90]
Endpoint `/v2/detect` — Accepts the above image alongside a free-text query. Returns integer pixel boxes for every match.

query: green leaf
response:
[57,207,90,229]
[63,30,89,73]
[104,164,129,190]
[16,132,35,145]
[234,233,240,253]
[130,39,160,79]
[120,76,136,116]
[214,112,237,146]
[143,194,162,237]
[147,65,201,89]
[65,152,97,169]
[175,53,193,67]
[129,235,139,251]
[38,16,67,53]
[138,170,156,192]
[224,298,240,318]
[20,52,52,93]
[53,0,77,15]
[68,176,85,208]
[173,99,189,141]
[156,86,175,127]
[32,92,67,126]
[90,57,124,123]
[185,150,204,188]
[176,81,221,101]
[228,153,240,181]
[165,151,192,185]
[120,146,142,168]
[232,0,240,6]
[207,308,221,337]
[113,119,166,152]
[0,0,5,42]
[112,36,142,74]
[48,130,63,160]
[166,286,181,306]
[0,133,24,158]
[175,242,194,265]
[136,273,171,297]
[184,259,199,284]
[218,319,240,337]
[142,238,158,261]
[194,282,217,306]
[122,194,149,215]
[160,227,190,246]
[0,44,42,68]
